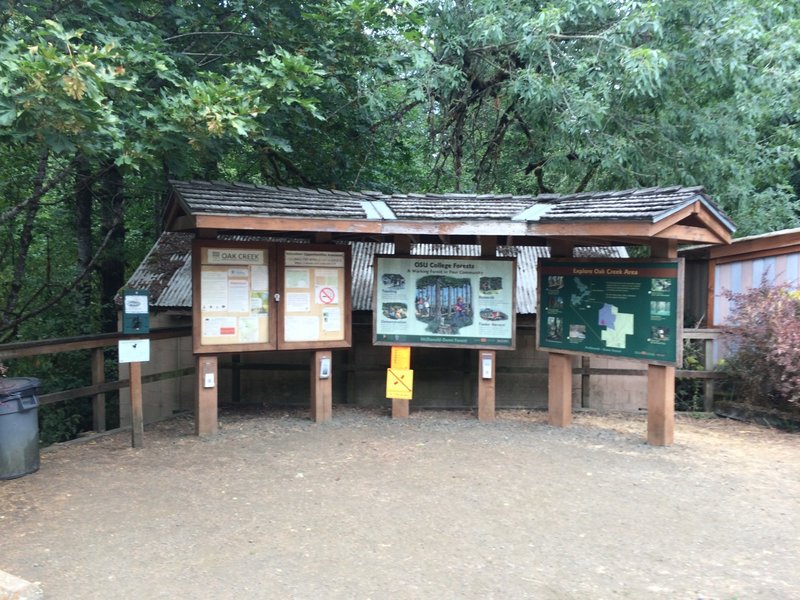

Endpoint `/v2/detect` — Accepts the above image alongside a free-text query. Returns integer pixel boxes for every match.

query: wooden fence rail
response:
[0,326,726,437]
[0,327,192,432]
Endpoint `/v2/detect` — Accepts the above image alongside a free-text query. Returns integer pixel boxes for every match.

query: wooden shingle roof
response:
[536,186,733,227]
[165,180,735,245]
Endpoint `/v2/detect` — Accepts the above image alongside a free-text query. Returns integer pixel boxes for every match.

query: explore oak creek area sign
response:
[536,258,683,366]
[373,256,516,349]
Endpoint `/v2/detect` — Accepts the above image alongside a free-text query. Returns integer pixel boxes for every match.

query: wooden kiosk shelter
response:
[162,180,735,446]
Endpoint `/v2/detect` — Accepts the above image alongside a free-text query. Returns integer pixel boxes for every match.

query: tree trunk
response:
[74,156,94,331]
[98,162,125,333]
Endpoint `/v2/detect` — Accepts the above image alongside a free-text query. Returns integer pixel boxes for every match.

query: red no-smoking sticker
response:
[318,287,336,304]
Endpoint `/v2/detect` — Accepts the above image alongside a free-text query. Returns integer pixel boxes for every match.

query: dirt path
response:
[2,408,799,599]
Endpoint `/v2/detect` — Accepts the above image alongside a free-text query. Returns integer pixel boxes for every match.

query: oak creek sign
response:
[192,241,351,354]
[536,258,684,366]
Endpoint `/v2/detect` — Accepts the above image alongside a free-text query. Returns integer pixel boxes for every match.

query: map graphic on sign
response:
[599,304,634,349]
[571,278,591,306]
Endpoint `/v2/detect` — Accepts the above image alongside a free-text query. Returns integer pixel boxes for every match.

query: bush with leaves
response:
[721,281,800,407]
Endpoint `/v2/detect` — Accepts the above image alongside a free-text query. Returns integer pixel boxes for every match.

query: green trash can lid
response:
[0,377,41,397]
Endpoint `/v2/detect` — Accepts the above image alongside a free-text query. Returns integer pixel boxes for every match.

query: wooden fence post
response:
[91,347,106,432]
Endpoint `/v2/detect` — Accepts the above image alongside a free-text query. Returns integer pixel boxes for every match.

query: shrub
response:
[721,280,800,406]
[676,338,706,412]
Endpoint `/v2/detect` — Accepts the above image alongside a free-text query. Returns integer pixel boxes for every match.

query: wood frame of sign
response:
[372,255,517,350]
[276,243,352,350]
[193,241,352,354]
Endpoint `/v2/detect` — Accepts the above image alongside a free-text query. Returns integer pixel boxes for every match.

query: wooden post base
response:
[311,350,333,423]
[548,352,573,427]
[195,355,218,436]
[391,398,409,418]
[130,361,144,448]
[478,351,496,422]
[647,364,675,446]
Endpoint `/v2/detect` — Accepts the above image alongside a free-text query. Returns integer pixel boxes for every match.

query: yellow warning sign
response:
[386,368,414,400]
[390,346,411,370]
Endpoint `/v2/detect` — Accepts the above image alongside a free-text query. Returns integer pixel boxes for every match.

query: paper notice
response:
[202,316,237,337]
[227,279,250,313]
[286,292,311,312]
[285,268,310,289]
[322,307,341,332]
[284,316,320,341]
[201,270,228,311]
[251,265,268,291]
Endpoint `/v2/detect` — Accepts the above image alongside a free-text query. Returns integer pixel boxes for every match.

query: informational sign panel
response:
[536,258,683,365]
[391,346,411,370]
[122,289,150,334]
[373,256,516,349]
[278,246,352,349]
[119,339,150,363]
[193,242,275,354]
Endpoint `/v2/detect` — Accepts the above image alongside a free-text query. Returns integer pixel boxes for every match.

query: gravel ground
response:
[1,406,799,600]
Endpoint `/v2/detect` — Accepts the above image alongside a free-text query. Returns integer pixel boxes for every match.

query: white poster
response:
[201,271,228,311]
[227,279,250,313]
[286,292,311,312]
[202,316,237,337]
[322,307,342,332]
[119,339,150,363]
[251,265,268,291]
[284,316,320,341]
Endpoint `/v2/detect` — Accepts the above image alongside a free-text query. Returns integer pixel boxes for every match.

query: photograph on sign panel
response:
[415,276,473,335]
[650,325,671,341]
[546,316,563,341]
[382,302,408,320]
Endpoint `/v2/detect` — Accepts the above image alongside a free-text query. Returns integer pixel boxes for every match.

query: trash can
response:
[0,377,41,480]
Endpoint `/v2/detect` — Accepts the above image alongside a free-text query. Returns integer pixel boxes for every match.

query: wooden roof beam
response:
[648,201,732,244]
[652,224,726,244]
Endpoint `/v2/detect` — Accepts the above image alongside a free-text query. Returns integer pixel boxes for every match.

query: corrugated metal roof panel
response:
[124,234,628,315]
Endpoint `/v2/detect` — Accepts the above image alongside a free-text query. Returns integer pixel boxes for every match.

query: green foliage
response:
[1,0,800,345]
[38,400,90,446]
[676,339,706,412]
[403,0,800,232]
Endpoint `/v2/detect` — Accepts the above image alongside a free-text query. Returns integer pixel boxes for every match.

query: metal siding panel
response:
[729,262,743,294]
[714,263,729,324]
[787,253,800,287]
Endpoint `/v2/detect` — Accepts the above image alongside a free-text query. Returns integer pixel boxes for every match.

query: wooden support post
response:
[548,353,573,427]
[231,354,241,402]
[478,350,496,421]
[195,355,218,436]
[394,235,412,255]
[477,236,498,421]
[389,346,412,419]
[130,361,144,448]
[647,364,675,446]
[391,398,409,418]
[311,350,333,423]
[91,347,106,433]
[547,239,574,426]
[580,356,590,409]
[648,238,678,445]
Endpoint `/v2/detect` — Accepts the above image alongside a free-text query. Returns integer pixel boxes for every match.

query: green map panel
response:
[537,259,681,365]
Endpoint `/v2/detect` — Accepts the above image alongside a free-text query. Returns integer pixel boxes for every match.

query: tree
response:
[405,0,800,233]
[0,2,336,338]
